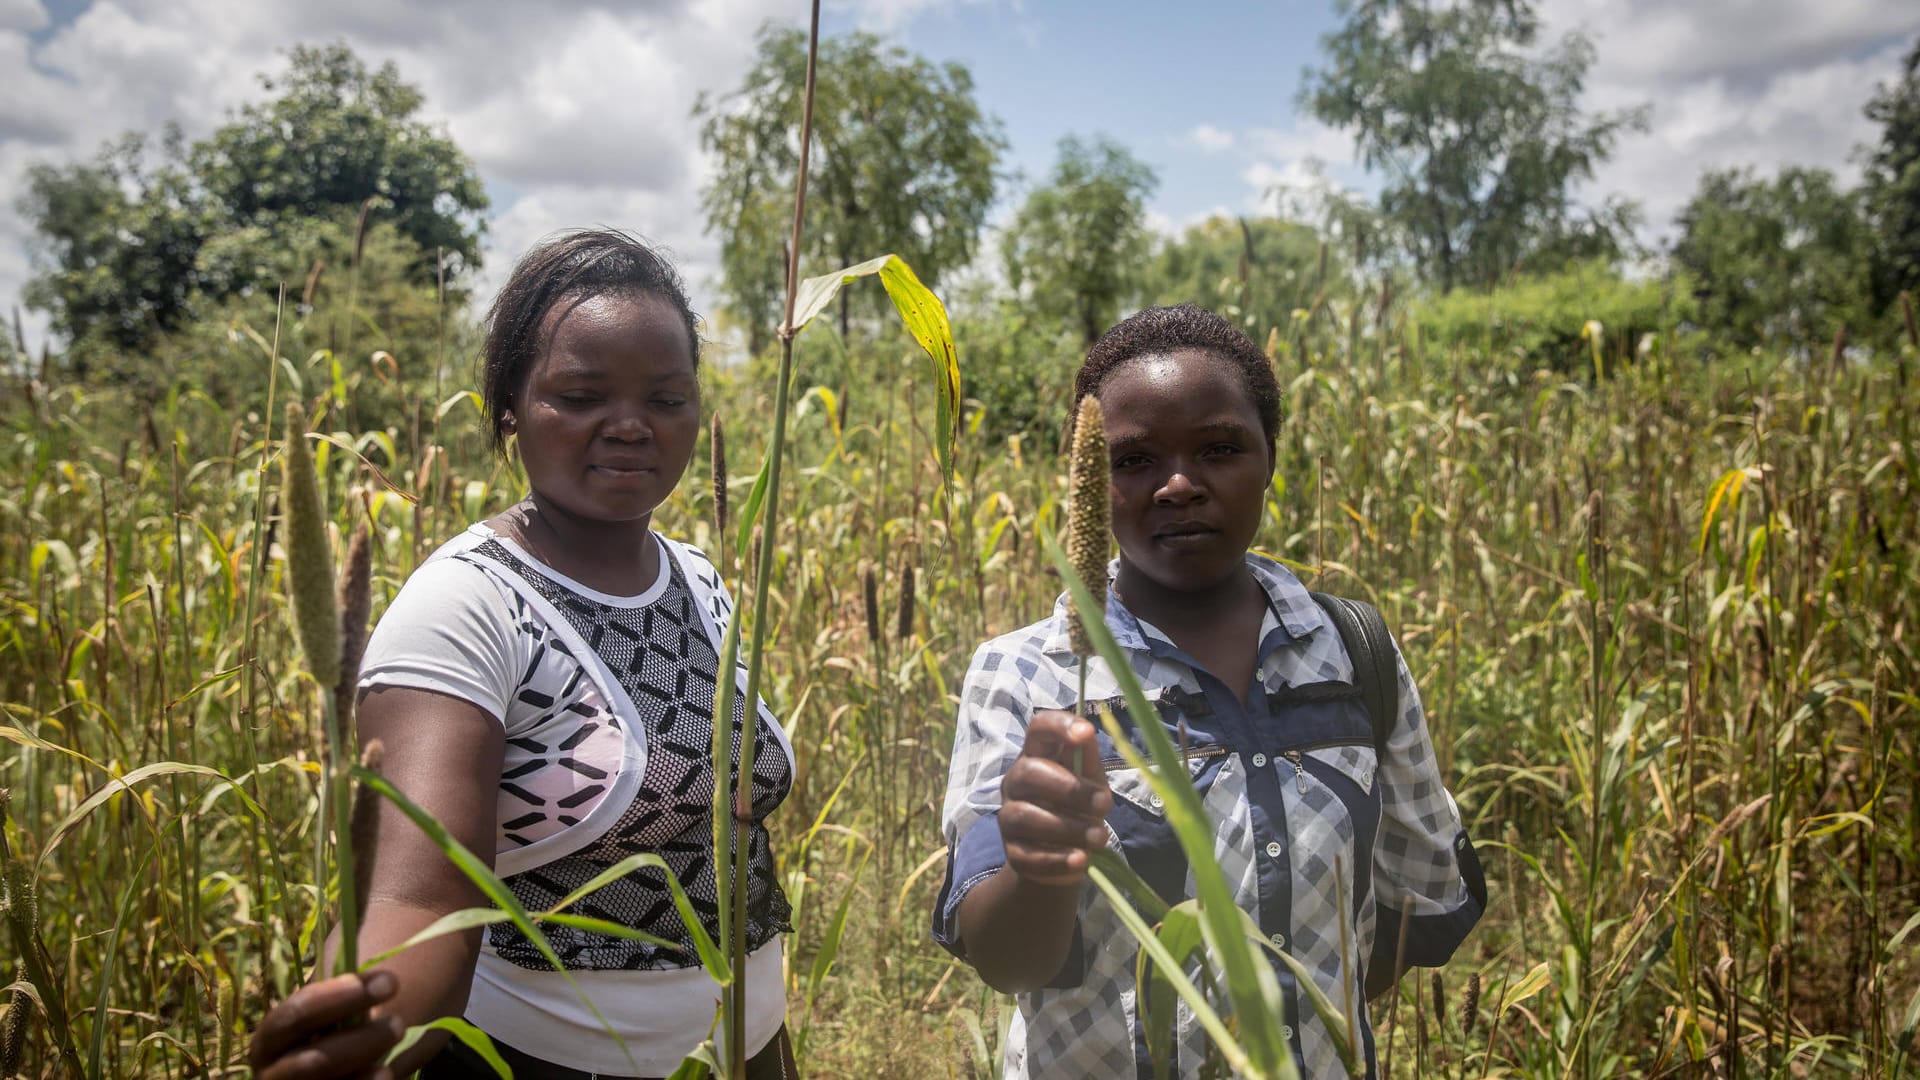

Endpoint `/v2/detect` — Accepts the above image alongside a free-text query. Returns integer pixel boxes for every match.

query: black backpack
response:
[1310,593,1399,754]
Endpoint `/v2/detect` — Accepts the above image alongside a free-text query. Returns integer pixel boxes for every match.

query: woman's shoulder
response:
[365,526,522,658]
[966,608,1070,674]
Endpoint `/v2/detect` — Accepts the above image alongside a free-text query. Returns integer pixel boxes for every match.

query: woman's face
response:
[1098,348,1272,598]
[510,290,699,527]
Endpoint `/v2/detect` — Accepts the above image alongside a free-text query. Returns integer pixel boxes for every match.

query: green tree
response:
[1001,136,1158,347]
[20,42,486,358]
[20,130,212,356]
[192,43,487,288]
[1672,166,1872,352]
[696,25,1004,353]
[1147,215,1343,343]
[1302,0,1647,292]
[1863,36,1920,313]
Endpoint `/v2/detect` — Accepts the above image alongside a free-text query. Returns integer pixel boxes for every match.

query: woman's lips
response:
[1154,523,1218,544]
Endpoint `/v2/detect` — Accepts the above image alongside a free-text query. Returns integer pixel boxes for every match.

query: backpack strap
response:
[1309,592,1399,754]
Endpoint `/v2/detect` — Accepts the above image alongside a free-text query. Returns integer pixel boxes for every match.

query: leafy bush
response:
[1412,259,1698,374]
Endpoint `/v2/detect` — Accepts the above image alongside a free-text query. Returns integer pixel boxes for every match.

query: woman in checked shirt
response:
[933,303,1485,1079]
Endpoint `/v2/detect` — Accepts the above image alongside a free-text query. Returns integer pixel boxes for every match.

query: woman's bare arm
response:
[251,685,505,1079]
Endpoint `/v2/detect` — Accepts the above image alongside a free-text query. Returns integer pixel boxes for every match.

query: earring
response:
[501,412,517,434]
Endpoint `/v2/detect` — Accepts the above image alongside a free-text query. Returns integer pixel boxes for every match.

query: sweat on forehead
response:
[1072,303,1282,449]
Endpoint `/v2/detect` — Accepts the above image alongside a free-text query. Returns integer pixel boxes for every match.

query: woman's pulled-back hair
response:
[481,228,701,454]
[1073,303,1281,455]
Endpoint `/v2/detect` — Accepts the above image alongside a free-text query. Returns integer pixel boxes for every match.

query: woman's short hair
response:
[481,228,701,454]
[1073,303,1281,454]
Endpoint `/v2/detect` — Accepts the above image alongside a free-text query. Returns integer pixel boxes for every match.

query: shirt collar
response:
[1040,552,1327,661]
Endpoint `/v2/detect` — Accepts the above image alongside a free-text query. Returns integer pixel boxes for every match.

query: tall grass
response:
[0,290,1915,1077]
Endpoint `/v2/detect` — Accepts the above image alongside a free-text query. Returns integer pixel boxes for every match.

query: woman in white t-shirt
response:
[249,229,796,1080]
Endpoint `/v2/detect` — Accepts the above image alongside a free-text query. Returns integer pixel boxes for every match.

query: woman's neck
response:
[504,495,659,596]
[1113,560,1264,639]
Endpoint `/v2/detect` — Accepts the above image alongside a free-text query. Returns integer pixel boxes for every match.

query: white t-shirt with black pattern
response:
[358,523,790,1075]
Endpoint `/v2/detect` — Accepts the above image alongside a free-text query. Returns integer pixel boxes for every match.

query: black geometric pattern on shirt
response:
[468,587,622,848]
[470,539,792,971]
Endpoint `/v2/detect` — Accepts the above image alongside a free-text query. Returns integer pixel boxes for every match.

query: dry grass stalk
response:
[1065,395,1109,660]
[282,403,340,690]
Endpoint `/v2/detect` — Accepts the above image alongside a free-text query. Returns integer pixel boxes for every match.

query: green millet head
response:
[282,404,340,690]
[1066,395,1110,658]
[0,986,24,1078]
[3,861,33,939]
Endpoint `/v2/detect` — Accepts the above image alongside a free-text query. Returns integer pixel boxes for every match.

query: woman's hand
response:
[248,971,407,1080]
[999,708,1113,886]
[953,708,1115,991]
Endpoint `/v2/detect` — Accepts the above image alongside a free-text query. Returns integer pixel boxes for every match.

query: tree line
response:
[12,3,1920,404]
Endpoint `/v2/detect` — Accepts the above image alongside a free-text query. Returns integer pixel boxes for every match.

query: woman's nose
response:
[1154,469,1201,504]
[603,406,652,441]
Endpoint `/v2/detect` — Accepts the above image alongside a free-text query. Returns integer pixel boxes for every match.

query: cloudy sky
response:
[4,0,1917,349]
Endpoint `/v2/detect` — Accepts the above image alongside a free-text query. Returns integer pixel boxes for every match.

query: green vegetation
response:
[1301,0,1647,292]
[20,43,485,374]
[5,7,1920,1078]
[1000,135,1159,347]
[3,278,1917,1077]
[696,25,1004,352]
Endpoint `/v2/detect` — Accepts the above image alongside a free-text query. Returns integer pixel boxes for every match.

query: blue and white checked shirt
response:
[933,554,1484,1079]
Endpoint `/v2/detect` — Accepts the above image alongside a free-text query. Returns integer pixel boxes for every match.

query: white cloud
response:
[1185,124,1235,154]
[1245,120,1354,167]
[1144,203,1234,240]
[1213,3,1917,245]
[0,0,988,353]
[1540,0,1919,85]
[1536,0,1920,242]
[0,0,44,33]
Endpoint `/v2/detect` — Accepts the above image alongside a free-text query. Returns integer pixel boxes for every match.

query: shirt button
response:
[1265,841,1283,858]
[1281,1024,1294,1041]
[1149,794,1164,809]
[1270,932,1286,948]
[1251,753,1268,767]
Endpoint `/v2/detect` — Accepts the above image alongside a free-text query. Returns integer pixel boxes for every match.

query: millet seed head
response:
[711,414,728,541]
[282,404,341,690]
[349,739,385,927]
[336,522,373,702]
[0,986,24,1078]
[1066,395,1110,658]
[1460,971,1481,1034]
[896,563,917,642]
[3,862,33,939]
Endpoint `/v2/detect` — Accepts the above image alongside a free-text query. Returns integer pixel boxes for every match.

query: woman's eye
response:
[1112,454,1149,471]
[653,397,689,408]
[559,393,599,406]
